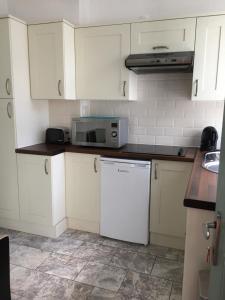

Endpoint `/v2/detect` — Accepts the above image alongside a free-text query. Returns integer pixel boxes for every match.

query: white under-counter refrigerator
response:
[100,157,151,245]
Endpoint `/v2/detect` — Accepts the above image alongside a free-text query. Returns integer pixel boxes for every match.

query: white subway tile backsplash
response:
[157,118,174,127]
[156,136,173,146]
[174,118,194,128]
[183,128,202,138]
[49,76,224,147]
[164,127,183,137]
[139,117,157,127]
[147,127,164,136]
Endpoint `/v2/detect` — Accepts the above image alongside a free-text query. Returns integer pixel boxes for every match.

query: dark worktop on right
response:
[184,150,218,211]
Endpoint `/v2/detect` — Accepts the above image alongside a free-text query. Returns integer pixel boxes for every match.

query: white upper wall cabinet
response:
[28,21,76,100]
[75,24,137,101]
[131,18,196,54]
[192,15,225,101]
[0,18,13,99]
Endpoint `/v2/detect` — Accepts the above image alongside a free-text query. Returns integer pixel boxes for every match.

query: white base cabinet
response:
[150,160,193,249]
[66,153,100,233]
[16,153,66,237]
[0,100,19,220]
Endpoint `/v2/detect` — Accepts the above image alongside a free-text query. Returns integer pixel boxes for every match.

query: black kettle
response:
[200,126,218,151]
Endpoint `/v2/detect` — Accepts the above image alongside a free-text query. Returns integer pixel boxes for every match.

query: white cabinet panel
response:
[28,22,75,100]
[192,15,225,101]
[17,154,65,226]
[150,160,192,248]
[0,18,13,99]
[0,100,19,219]
[75,24,137,100]
[131,18,196,54]
[66,153,100,233]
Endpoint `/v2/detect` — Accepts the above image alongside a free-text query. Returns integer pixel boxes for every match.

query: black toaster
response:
[46,128,70,144]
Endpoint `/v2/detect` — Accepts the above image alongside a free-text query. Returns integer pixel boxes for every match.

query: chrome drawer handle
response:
[6,78,11,95]
[44,159,49,175]
[152,46,169,50]
[123,81,126,97]
[7,102,12,119]
[94,158,97,173]
[58,80,62,96]
[195,79,199,97]
[154,163,158,180]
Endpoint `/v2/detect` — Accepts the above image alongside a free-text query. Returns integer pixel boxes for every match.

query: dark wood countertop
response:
[184,150,218,211]
[15,143,197,162]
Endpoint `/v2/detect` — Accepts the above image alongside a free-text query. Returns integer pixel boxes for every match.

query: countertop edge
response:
[15,144,196,162]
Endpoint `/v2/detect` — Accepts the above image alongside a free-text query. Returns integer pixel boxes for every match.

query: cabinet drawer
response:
[131,18,196,54]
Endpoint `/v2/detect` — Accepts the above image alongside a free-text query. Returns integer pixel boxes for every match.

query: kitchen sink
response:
[202,151,220,174]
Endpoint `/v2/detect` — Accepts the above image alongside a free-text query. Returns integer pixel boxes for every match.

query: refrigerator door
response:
[100,158,151,245]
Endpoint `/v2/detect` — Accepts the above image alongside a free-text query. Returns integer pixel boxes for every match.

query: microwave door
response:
[95,128,106,143]
[87,130,97,142]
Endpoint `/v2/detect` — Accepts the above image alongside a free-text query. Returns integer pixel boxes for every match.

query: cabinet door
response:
[131,18,196,54]
[17,154,52,225]
[150,160,192,239]
[28,23,65,100]
[75,24,136,100]
[0,100,19,219]
[192,16,225,101]
[66,153,100,233]
[0,19,13,99]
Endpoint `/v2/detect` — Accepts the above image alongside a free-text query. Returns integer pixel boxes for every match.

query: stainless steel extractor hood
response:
[125,51,194,74]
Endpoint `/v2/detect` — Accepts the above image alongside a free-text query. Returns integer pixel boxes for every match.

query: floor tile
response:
[88,287,118,299]
[119,270,172,300]
[61,229,103,244]
[0,227,21,241]
[109,249,155,274]
[37,252,87,280]
[10,266,49,298]
[73,242,115,264]
[102,237,141,251]
[75,262,126,292]
[138,244,184,262]
[10,243,19,254]
[151,258,184,283]
[41,236,84,255]
[10,245,50,269]
[12,232,50,250]
[35,275,93,300]
[170,282,182,300]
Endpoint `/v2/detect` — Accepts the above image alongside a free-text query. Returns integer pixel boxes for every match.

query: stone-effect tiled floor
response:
[0,227,184,299]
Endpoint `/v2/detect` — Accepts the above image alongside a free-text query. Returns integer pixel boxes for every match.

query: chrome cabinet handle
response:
[152,46,169,50]
[154,163,158,180]
[195,79,199,97]
[123,81,126,97]
[94,157,97,173]
[6,78,11,95]
[7,102,12,119]
[58,80,62,96]
[44,159,49,175]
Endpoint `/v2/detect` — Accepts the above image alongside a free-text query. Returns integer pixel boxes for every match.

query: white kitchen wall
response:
[49,73,224,148]
[78,0,225,25]
[0,0,7,14]
[6,0,79,24]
